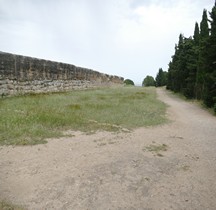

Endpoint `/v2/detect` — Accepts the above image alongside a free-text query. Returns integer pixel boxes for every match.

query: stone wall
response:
[0,52,124,96]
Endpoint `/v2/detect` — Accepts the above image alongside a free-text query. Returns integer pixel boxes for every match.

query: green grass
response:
[0,87,167,145]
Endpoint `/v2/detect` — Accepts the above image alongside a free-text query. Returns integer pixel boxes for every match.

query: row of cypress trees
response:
[167,2,216,112]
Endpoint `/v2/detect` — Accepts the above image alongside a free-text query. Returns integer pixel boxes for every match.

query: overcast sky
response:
[0,0,214,85]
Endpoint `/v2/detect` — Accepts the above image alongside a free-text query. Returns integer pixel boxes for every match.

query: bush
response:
[124,79,134,86]
[142,76,155,87]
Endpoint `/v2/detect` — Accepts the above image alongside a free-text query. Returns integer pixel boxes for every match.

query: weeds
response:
[143,143,168,157]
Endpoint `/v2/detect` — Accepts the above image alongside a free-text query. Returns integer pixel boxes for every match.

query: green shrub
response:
[142,76,155,87]
[124,79,134,86]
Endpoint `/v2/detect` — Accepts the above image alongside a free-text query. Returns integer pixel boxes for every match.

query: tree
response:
[166,34,187,93]
[193,22,200,45]
[196,9,209,99]
[202,3,216,107]
[124,79,134,86]
[142,76,155,87]
[183,22,200,98]
[155,68,167,87]
[183,37,198,98]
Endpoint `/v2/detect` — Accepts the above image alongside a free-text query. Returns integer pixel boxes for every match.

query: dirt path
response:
[1,88,216,210]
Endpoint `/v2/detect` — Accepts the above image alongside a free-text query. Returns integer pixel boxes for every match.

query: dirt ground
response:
[1,88,216,210]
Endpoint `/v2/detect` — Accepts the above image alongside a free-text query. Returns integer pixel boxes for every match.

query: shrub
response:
[124,79,134,86]
[142,76,155,87]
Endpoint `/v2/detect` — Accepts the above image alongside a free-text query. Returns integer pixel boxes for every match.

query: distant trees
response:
[142,76,155,87]
[124,79,134,86]
[167,3,216,112]
[142,69,167,87]
[155,68,168,87]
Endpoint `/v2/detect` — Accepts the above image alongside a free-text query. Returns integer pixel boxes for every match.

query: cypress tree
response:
[203,3,216,107]
[167,34,184,93]
[172,34,184,93]
[177,34,188,93]
[155,68,167,87]
[200,9,209,38]
[182,37,197,98]
[196,9,209,99]
[193,22,200,45]
[184,23,200,98]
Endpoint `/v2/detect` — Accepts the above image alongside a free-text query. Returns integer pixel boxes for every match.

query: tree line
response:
[167,3,216,112]
[127,3,215,113]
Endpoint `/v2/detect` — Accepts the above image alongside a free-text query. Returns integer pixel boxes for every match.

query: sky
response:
[0,0,214,85]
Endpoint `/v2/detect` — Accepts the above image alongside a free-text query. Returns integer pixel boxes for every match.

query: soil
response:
[1,88,216,210]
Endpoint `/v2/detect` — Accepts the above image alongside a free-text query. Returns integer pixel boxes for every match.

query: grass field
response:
[0,87,167,145]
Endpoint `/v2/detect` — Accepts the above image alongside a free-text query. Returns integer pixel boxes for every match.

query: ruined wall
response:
[0,52,124,96]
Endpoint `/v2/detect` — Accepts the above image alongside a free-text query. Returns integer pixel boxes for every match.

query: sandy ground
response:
[0,88,216,210]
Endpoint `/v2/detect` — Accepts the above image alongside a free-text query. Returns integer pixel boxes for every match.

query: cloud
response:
[0,0,214,84]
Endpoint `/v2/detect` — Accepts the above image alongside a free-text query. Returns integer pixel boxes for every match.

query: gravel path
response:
[1,88,216,210]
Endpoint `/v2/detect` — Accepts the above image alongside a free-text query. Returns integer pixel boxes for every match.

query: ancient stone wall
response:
[0,52,124,96]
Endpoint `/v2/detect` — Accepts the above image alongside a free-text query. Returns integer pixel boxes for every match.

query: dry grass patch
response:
[0,200,25,210]
[143,143,168,157]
